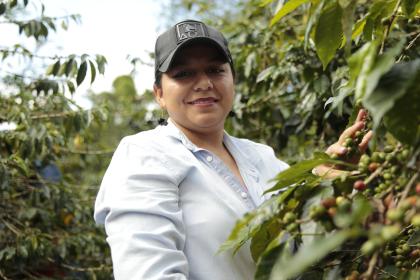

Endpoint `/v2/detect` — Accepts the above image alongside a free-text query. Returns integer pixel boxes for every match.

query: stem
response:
[362,252,379,279]
[380,0,402,54]
[0,270,11,280]
[30,111,74,120]
[375,266,398,279]
[47,257,111,272]
[399,171,419,202]
[58,147,114,155]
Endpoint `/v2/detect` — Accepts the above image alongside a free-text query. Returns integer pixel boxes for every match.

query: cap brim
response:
[158,37,229,73]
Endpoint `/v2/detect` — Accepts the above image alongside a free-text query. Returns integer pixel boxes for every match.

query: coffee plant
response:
[0,0,112,278]
[204,0,420,279]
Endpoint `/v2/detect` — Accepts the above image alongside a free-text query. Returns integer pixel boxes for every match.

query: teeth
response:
[190,98,216,104]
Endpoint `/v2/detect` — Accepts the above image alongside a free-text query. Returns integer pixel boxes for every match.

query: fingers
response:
[355,109,368,123]
[338,121,365,143]
[358,130,373,153]
[326,143,348,156]
[338,109,368,143]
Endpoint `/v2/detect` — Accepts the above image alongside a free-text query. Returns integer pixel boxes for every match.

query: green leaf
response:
[351,17,366,41]
[255,242,286,280]
[300,185,334,244]
[255,237,294,280]
[269,229,355,280]
[382,61,420,145]
[65,58,75,77]
[304,0,325,50]
[270,0,310,26]
[256,66,275,83]
[76,61,87,86]
[51,60,60,76]
[402,0,419,18]
[265,152,338,194]
[96,54,107,74]
[408,229,420,246]
[67,80,75,94]
[259,0,274,7]
[220,186,296,254]
[363,57,418,136]
[339,0,356,55]
[0,2,6,15]
[251,221,277,262]
[89,60,96,83]
[314,2,343,69]
[355,40,404,102]
[334,193,372,228]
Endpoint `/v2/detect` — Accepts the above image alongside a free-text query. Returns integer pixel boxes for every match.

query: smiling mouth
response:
[187,97,218,105]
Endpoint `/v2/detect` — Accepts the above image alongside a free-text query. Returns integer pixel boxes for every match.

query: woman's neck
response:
[170,119,225,152]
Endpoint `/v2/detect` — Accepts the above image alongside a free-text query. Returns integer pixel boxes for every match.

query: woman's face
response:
[153,43,235,135]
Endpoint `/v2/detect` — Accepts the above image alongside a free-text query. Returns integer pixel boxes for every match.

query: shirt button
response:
[206,155,213,162]
[240,192,248,199]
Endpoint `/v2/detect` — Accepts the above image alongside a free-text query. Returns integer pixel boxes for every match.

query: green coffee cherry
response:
[283,212,296,224]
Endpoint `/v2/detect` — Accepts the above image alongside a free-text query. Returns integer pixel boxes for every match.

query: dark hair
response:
[154,71,163,87]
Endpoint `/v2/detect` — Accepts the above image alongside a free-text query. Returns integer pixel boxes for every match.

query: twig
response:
[399,172,419,202]
[0,47,78,60]
[397,31,420,62]
[47,257,111,272]
[364,166,383,185]
[0,269,11,280]
[30,111,75,120]
[58,147,114,155]
[375,266,398,279]
[380,0,402,54]
[362,251,378,279]
[1,218,22,236]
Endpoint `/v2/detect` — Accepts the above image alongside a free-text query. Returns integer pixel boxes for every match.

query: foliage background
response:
[1,0,419,279]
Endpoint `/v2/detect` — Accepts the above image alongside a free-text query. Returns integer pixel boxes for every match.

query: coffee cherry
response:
[383,172,392,180]
[286,222,298,232]
[360,154,370,164]
[337,197,351,211]
[283,212,296,224]
[381,225,400,241]
[309,205,326,220]
[416,183,420,195]
[354,180,367,191]
[368,162,379,172]
[384,145,394,153]
[321,197,337,209]
[411,214,420,227]
[361,240,378,255]
[387,208,404,222]
[344,137,353,147]
[327,207,337,217]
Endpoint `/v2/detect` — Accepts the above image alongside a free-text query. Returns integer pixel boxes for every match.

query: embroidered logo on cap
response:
[175,22,207,42]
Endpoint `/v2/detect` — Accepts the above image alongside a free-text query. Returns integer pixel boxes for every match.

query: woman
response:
[94,20,371,280]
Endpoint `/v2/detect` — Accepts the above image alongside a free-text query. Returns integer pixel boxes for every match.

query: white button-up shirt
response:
[94,120,289,280]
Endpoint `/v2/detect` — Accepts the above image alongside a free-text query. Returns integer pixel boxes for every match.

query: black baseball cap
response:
[154,20,234,79]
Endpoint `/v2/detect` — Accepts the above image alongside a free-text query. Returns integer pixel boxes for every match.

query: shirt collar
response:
[163,119,203,152]
[162,119,258,170]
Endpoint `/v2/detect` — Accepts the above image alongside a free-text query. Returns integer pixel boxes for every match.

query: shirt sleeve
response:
[94,138,188,280]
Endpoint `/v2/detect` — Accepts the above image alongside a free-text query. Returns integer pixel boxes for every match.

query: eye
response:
[208,67,225,74]
[173,70,193,79]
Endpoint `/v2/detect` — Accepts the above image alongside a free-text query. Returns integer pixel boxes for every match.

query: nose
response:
[193,72,213,92]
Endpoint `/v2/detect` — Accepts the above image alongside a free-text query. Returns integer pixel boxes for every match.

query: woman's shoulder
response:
[118,125,179,152]
[228,135,289,170]
[229,135,276,156]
